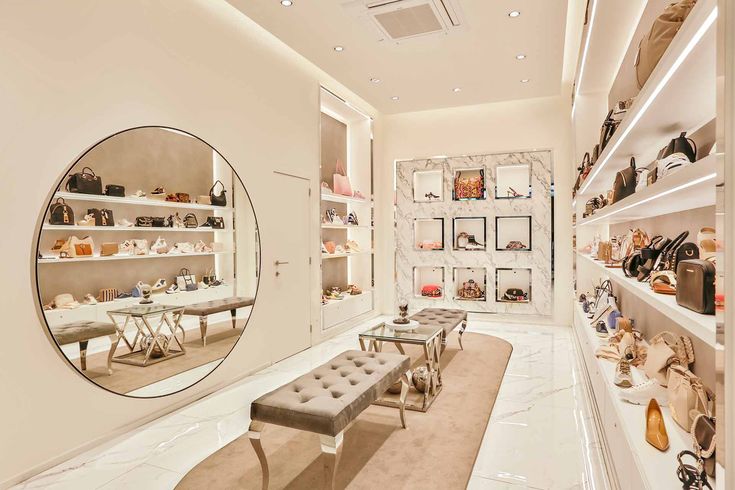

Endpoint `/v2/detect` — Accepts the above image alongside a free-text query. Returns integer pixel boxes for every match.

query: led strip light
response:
[579,6,718,195]
[571,0,598,119]
[580,172,716,226]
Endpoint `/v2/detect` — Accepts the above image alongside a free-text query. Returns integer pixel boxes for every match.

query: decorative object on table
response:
[676,259,716,314]
[66,167,103,195]
[209,180,227,206]
[394,302,410,324]
[333,158,353,196]
[183,213,198,228]
[457,279,484,300]
[636,0,697,88]
[140,334,167,358]
[103,184,125,197]
[421,284,442,298]
[412,366,430,393]
[453,169,485,200]
[139,284,153,304]
[49,197,75,225]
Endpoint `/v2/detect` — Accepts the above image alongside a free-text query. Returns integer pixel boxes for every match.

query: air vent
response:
[344,0,464,43]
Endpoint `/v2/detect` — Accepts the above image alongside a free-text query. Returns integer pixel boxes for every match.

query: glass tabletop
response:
[359,323,442,343]
[107,304,183,316]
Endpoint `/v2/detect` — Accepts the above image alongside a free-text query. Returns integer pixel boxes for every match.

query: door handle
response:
[275,261,290,266]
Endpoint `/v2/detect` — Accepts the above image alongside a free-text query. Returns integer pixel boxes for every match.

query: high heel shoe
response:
[645,399,669,451]
[425,191,439,200]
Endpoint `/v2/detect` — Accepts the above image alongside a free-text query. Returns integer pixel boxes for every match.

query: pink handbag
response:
[333,159,353,196]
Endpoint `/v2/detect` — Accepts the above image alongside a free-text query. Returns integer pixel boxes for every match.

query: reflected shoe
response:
[152,279,167,291]
[165,284,179,294]
[119,240,135,256]
[465,235,484,250]
[131,190,146,198]
[347,212,359,225]
[353,190,366,200]
[198,281,209,289]
[344,240,361,253]
[82,294,98,305]
[321,182,333,194]
[614,359,633,388]
[194,240,212,253]
[116,291,132,300]
[116,218,134,228]
[335,245,346,254]
[619,379,668,406]
[646,399,670,451]
[150,237,169,254]
[595,320,609,338]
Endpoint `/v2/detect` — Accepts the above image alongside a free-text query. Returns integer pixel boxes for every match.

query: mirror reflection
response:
[36,127,259,397]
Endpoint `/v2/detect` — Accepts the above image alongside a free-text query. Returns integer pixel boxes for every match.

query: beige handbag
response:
[133,239,148,255]
[643,334,677,385]
[667,364,713,430]
[53,293,80,309]
[197,195,212,205]
[101,242,119,256]
[635,0,697,88]
[66,236,94,258]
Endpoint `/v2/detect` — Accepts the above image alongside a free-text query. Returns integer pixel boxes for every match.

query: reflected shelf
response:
[38,250,232,264]
[321,224,373,230]
[53,192,235,213]
[43,225,233,233]
[321,250,373,260]
[321,193,373,205]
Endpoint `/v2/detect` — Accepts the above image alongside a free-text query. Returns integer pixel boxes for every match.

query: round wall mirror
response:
[35,126,259,397]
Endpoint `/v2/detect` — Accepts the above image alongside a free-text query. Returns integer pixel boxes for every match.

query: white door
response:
[269,172,311,362]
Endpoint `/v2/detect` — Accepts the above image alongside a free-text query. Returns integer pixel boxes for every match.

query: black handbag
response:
[623,251,644,278]
[87,208,114,227]
[203,216,225,229]
[104,184,125,197]
[674,243,700,273]
[659,231,689,271]
[209,180,227,207]
[135,216,153,227]
[66,167,102,195]
[676,259,715,314]
[183,213,198,228]
[599,109,620,151]
[663,131,697,163]
[612,157,636,204]
[152,216,168,227]
[49,198,74,225]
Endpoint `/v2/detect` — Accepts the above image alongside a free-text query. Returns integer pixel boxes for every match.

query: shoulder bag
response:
[676,259,716,314]
[667,365,712,430]
[612,157,637,203]
[209,180,228,206]
[49,198,74,225]
[176,268,198,291]
[104,184,125,197]
[66,167,102,195]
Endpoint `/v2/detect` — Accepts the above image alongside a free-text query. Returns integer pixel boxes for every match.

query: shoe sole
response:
[614,380,633,388]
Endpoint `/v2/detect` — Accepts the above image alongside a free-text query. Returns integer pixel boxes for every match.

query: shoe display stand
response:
[395,151,552,315]
[320,88,374,330]
[571,0,718,487]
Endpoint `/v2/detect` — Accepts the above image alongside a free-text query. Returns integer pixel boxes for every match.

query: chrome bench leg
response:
[319,432,343,490]
[399,370,410,429]
[248,421,268,490]
[230,309,237,328]
[79,340,88,371]
[459,320,467,350]
[199,316,208,347]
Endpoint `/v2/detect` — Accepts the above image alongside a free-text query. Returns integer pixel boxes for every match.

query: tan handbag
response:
[643,334,677,385]
[101,242,119,256]
[635,0,697,88]
[97,288,119,302]
[68,236,94,258]
[667,365,712,430]
[197,195,212,205]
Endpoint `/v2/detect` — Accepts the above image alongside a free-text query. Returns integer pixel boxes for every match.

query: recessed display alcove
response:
[413,266,445,299]
[495,163,531,199]
[495,268,531,303]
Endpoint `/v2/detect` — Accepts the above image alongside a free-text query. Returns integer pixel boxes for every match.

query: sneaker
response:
[614,359,633,388]
[150,237,169,254]
[425,191,439,200]
[618,379,668,406]
[150,187,166,200]
[595,321,608,338]
[347,212,359,226]
[165,284,179,294]
[194,240,212,253]
[116,218,134,228]
[82,293,98,305]
[353,190,366,200]
[198,281,210,289]
[131,190,146,198]
[152,278,167,291]
[335,245,346,254]
[344,240,361,253]
[332,214,345,226]
[170,242,194,254]
[119,240,134,256]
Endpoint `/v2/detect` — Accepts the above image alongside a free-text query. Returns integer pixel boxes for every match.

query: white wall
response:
[374,96,574,325]
[0,1,377,486]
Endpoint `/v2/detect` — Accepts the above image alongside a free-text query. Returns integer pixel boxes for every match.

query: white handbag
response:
[133,239,148,255]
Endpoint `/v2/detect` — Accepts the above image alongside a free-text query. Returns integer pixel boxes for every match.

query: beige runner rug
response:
[177,332,512,489]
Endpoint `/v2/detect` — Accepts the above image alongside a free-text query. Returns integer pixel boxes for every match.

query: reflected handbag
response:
[183,213,198,228]
[176,268,198,291]
[457,279,484,299]
[136,216,153,227]
[176,192,191,203]
[152,216,168,228]
[97,288,119,303]
[333,159,353,197]
[454,170,485,200]
[68,236,94,258]
[87,208,114,227]
[49,198,74,225]
[667,365,712,430]
[203,216,225,229]
[612,157,637,203]
[599,109,619,151]
[104,184,125,197]
[209,180,227,206]
[676,259,716,314]
[100,242,119,256]
[66,167,103,195]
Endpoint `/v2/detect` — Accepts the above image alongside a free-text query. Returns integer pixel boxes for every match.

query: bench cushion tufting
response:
[50,321,116,345]
[183,297,254,316]
[410,308,467,335]
[251,350,410,436]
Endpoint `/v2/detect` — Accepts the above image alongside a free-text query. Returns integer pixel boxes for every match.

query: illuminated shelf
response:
[322,289,374,309]
[576,252,715,347]
[43,225,232,233]
[577,0,717,198]
[578,154,716,225]
[321,224,372,230]
[320,193,372,205]
[53,192,234,213]
[321,251,373,260]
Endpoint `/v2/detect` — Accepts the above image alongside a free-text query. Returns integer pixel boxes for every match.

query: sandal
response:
[636,235,667,282]
[650,271,677,295]
[346,284,363,295]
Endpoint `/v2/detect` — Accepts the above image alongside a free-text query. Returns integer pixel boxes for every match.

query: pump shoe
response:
[645,399,669,451]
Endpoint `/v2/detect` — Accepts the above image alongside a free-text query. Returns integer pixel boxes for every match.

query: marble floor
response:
[15,316,610,490]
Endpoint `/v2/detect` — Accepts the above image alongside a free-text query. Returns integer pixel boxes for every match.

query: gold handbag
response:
[667,365,712,430]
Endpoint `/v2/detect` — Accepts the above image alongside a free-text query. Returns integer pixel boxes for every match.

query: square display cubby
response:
[452,167,486,201]
[414,218,444,251]
[495,163,531,199]
[495,216,532,251]
[413,169,443,203]
[413,266,444,299]
[452,217,486,251]
[453,267,487,302]
[495,268,531,303]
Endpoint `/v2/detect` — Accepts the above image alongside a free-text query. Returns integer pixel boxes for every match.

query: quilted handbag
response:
[333,159,353,197]
[48,198,74,225]
[66,167,102,195]
[209,180,227,206]
[454,170,485,200]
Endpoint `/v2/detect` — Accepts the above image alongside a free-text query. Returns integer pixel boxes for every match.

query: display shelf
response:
[42,225,233,233]
[577,0,717,198]
[321,250,373,260]
[321,224,372,230]
[576,252,715,347]
[320,193,372,205]
[322,289,374,308]
[38,250,231,264]
[579,155,716,226]
[52,192,234,213]
[573,302,693,490]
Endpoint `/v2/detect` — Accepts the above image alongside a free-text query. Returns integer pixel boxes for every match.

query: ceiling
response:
[227,0,570,114]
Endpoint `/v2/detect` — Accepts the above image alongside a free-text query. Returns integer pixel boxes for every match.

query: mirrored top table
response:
[108,304,186,367]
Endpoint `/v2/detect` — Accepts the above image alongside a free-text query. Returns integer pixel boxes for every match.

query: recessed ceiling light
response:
[452,87,462,93]
[516,54,527,60]
[520,79,530,83]
[280,0,293,6]
[370,78,381,83]
[508,10,520,17]
[391,96,400,101]
[333,45,344,52]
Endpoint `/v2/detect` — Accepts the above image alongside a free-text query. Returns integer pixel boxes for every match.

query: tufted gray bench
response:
[410,308,468,351]
[182,296,254,346]
[248,350,410,490]
[50,321,118,375]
